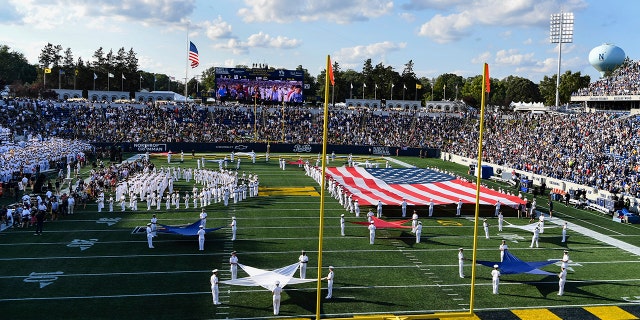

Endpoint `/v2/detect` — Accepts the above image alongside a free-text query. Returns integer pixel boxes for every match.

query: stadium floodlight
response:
[550,12,574,107]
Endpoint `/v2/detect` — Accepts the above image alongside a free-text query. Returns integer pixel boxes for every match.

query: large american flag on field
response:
[325,167,525,207]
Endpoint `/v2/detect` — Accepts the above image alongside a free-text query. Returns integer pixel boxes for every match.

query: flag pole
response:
[315,54,331,320]
[184,23,190,101]
[469,62,489,315]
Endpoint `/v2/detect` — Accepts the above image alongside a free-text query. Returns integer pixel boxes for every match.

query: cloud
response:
[334,41,407,67]
[398,12,416,23]
[214,39,248,55]
[417,0,588,43]
[237,0,393,24]
[213,32,302,55]
[495,49,536,66]
[0,1,23,25]
[246,32,301,49]
[203,16,234,40]
[418,12,473,43]
[401,0,468,10]
[9,0,196,29]
[471,51,492,64]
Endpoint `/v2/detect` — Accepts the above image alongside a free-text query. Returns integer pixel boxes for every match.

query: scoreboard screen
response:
[214,67,304,105]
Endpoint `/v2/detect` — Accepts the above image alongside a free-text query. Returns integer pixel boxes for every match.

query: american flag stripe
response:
[189,41,199,68]
[325,167,524,207]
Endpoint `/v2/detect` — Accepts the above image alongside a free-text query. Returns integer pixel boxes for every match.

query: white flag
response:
[363,83,367,88]
[391,83,395,88]
[122,74,126,80]
[375,83,378,89]
[108,73,114,78]
[350,83,353,89]
[403,84,407,89]
[93,73,97,80]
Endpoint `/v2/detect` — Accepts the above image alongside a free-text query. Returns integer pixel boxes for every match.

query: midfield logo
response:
[24,271,64,288]
[67,239,98,251]
[97,217,121,226]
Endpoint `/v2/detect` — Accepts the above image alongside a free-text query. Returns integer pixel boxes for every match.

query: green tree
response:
[539,71,590,106]
[503,76,540,104]
[0,44,37,88]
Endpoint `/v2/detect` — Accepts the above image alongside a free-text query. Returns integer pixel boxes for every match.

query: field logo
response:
[67,239,98,251]
[436,219,462,226]
[622,296,640,303]
[499,234,525,243]
[551,259,581,272]
[97,217,121,226]
[292,144,312,153]
[24,271,64,288]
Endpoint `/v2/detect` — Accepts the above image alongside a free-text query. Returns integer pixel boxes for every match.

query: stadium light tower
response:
[550,11,574,107]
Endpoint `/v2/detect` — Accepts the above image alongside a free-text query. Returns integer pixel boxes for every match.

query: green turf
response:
[1,154,640,319]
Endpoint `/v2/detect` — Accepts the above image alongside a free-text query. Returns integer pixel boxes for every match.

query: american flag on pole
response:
[189,41,199,68]
[325,167,525,207]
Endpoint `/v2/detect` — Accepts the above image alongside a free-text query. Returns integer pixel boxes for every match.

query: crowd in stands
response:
[573,59,640,96]
[2,96,640,200]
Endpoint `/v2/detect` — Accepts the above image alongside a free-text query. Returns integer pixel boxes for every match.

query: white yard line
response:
[549,218,640,256]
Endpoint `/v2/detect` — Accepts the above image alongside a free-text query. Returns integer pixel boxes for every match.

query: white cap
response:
[212,269,218,273]
[147,223,151,226]
[370,221,374,224]
[199,225,204,228]
[275,281,280,285]
[329,266,334,269]
[418,221,422,224]
[493,264,499,268]
[341,214,344,217]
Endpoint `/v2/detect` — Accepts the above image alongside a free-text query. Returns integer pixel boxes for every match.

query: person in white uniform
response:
[415,221,422,243]
[483,219,490,239]
[561,250,570,269]
[530,226,540,248]
[199,209,207,228]
[411,210,419,233]
[491,264,501,294]
[376,200,383,218]
[401,199,407,217]
[428,199,434,217]
[322,266,334,299]
[272,281,282,315]
[497,211,504,232]
[298,250,309,279]
[229,251,238,280]
[150,214,158,237]
[197,225,205,251]
[456,199,463,216]
[499,239,508,262]
[368,221,376,245]
[561,222,568,243]
[558,267,567,296]
[340,214,345,236]
[146,223,154,248]
[230,217,237,241]
[210,269,220,305]
[458,248,466,278]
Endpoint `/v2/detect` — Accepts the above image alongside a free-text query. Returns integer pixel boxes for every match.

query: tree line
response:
[0,43,590,107]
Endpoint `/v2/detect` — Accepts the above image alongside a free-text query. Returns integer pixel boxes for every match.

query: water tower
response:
[589,44,625,77]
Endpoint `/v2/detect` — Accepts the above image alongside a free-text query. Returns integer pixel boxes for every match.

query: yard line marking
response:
[549,218,640,256]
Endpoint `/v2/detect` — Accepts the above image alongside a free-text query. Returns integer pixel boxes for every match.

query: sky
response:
[0,0,638,84]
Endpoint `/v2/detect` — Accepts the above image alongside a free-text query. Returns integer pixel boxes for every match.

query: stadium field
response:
[1,154,640,320]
